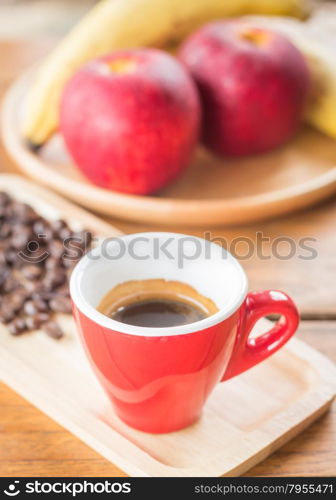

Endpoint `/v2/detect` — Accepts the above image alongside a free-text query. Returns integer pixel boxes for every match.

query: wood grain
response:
[4,311,334,477]
[3,70,336,227]
[1,175,334,477]
[0,321,335,478]
[246,321,336,477]
[0,40,335,478]
[0,1,93,40]
[112,199,336,317]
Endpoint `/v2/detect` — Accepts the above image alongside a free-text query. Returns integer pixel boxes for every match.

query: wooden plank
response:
[246,320,336,476]
[2,321,333,478]
[0,175,334,477]
[1,312,335,477]
[0,1,93,40]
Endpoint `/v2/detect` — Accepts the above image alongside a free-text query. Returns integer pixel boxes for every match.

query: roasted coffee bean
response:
[50,219,67,233]
[25,312,50,331]
[23,280,44,295]
[42,320,64,339]
[0,267,9,289]
[0,193,92,339]
[0,240,9,252]
[58,226,72,241]
[43,269,66,290]
[11,202,38,223]
[11,225,33,249]
[32,290,53,301]
[49,295,72,314]
[33,218,46,235]
[21,247,48,267]
[54,282,70,297]
[0,308,14,323]
[5,290,27,312]
[45,256,60,270]
[33,218,53,241]
[23,300,39,315]
[42,281,56,293]
[1,295,15,314]
[21,265,42,280]
[63,257,78,269]
[3,275,20,293]
[40,280,54,293]
[0,192,10,207]
[12,255,31,270]
[48,240,64,259]
[8,318,26,336]
[2,204,12,219]
[5,248,17,266]
[85,231,93,247]
[34,297,48,312]
[24,298,48,315]
[0,222,11,239]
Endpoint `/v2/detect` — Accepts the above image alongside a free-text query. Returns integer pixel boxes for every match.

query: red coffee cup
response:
[70,233,299,433]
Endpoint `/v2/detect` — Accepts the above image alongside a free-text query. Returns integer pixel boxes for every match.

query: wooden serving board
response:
[0,174,335,477]
[2,70,336,227]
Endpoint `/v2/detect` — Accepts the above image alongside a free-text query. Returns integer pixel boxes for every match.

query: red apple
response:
[60,49,200,194]
[179,20,310,156]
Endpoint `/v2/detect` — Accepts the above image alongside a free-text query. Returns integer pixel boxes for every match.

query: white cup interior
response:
[70,232,248,336]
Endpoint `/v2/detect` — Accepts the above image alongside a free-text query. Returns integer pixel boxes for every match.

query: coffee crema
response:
[97,279,218,328]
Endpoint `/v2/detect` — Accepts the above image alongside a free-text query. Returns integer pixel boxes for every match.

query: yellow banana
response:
[23,0,310,146]
[245,15,336,139]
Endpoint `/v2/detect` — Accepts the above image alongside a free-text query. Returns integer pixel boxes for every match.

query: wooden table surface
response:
[0,40,335,477]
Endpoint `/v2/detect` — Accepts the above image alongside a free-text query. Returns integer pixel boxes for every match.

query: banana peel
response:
[245,15,336,139]
[22,0,311,146]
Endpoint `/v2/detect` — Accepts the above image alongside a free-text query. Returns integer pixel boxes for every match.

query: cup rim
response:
[69,232,248,337]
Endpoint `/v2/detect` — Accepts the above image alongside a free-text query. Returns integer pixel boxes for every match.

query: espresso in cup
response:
[98,279,218,328]
[71,232,299,433]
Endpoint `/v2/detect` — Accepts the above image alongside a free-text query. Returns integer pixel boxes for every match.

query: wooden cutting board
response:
[0,174,335,477]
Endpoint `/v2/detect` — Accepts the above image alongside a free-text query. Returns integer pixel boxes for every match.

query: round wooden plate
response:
[2,69,336,227]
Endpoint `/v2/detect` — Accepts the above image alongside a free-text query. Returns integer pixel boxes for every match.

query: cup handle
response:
[222,290,299,381]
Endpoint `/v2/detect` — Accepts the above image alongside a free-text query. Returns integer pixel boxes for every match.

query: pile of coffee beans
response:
[0,192,92,339]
